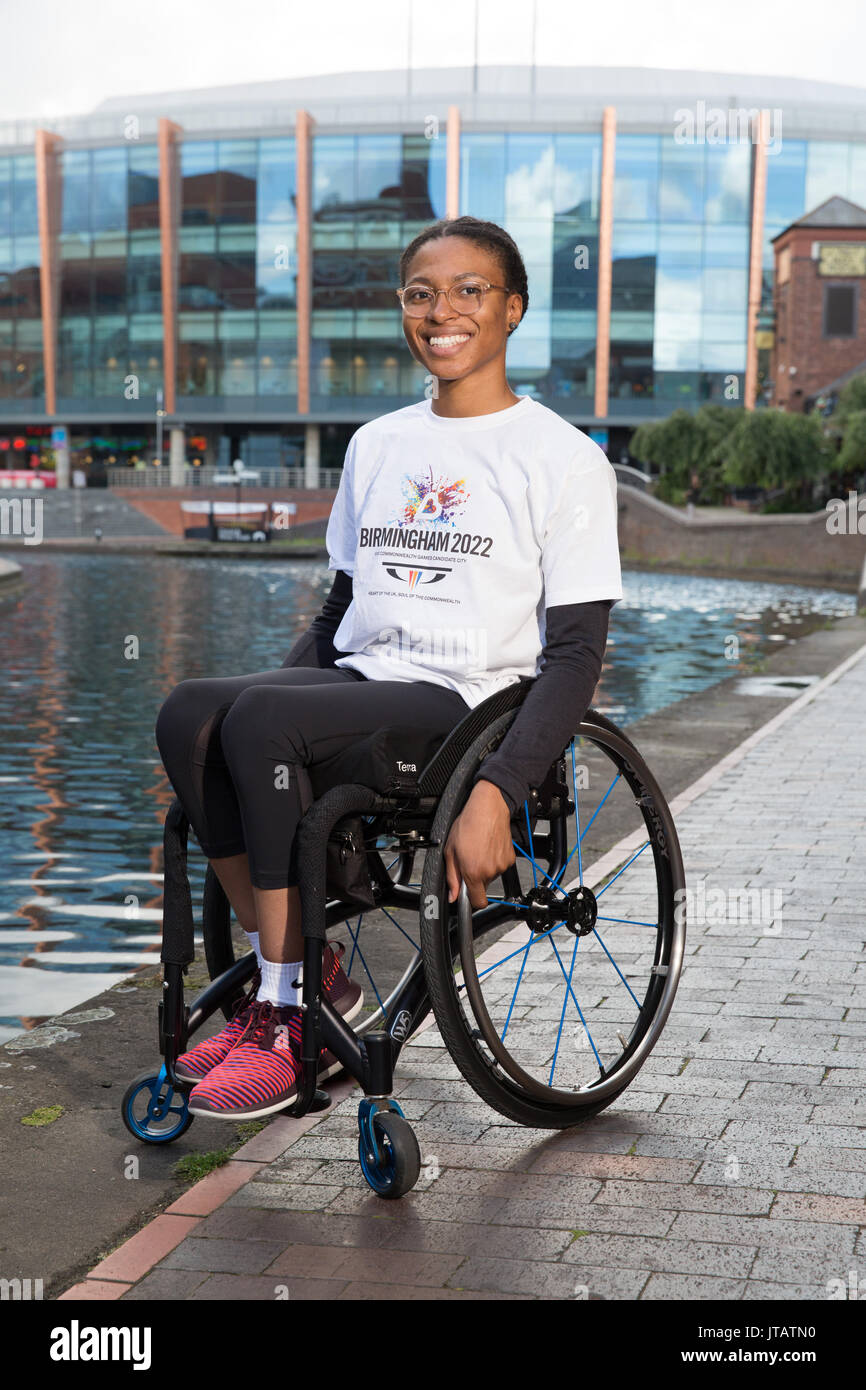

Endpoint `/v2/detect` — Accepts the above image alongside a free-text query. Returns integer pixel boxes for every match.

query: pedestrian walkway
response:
[63,644,866,1301]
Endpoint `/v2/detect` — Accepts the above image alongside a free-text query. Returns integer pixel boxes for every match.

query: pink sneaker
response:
[176,941,363,1089]
[174,972,261,1085]
[188,1000,310,1119]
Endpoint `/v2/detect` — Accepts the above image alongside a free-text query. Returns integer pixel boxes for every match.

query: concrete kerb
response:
[66,634,866,1298]
[0,556,23,585]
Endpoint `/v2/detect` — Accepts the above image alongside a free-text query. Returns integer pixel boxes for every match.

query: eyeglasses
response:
[396,278,510,317]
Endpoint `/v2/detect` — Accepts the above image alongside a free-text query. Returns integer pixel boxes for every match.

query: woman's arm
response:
[279,569,354,670]
[470,598,614,813]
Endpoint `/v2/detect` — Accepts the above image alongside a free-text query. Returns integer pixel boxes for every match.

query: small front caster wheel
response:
[358,1110,421,1198]
[122,1067,194,1144]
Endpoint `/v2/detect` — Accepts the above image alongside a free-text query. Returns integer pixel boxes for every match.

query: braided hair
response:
[399,215,529,332]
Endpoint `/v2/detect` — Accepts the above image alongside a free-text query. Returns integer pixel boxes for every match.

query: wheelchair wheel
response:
[420,712,686,1128]
[358,1106,422,1198]
[122,1067,193,1143]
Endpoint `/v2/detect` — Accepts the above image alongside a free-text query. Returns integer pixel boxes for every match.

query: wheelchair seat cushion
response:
[311,722,451,797]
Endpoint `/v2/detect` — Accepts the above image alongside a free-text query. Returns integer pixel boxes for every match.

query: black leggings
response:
[154,666,470,889]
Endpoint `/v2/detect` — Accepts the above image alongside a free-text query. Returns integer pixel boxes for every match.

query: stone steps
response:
[1,488,170,539]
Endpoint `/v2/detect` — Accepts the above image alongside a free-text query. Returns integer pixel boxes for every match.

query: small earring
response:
[508,322,516,333]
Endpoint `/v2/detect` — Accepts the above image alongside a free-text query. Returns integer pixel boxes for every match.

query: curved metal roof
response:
[4,64,866,147]
[89,64,866,113]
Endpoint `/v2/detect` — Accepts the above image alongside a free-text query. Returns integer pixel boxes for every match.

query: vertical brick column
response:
[593,106,616,423]
[446,105,461,219]
[158,118,183,417]
[745,109,770,411]
[295,109,314,415]
[34,129,62,423]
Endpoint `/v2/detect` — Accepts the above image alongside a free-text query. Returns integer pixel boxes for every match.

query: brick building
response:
[769,196,866,412]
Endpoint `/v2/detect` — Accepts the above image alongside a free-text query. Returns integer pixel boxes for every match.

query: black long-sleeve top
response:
[280,569,612,816]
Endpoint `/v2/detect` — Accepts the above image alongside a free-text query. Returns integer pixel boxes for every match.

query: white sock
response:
[244,931,264,973]
[259,957,303,1008]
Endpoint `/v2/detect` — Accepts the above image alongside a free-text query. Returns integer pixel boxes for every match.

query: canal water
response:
[0,553,856,1038]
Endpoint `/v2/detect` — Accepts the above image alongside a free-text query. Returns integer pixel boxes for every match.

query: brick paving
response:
[108,647,866,1301]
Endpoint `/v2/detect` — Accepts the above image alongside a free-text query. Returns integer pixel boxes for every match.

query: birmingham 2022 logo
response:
[377,464,472,589]
[391,464,470,530]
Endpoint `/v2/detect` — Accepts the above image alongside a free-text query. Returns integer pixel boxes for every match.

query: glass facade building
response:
[1,65,865,475]
[57,143,162,410]
[609,135,752,415]
[0,153,43,403]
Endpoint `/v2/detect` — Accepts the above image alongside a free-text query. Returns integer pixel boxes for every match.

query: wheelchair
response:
[122,676,686,1199]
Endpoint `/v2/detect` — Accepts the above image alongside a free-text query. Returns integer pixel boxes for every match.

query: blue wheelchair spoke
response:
[475,916,566,982]
[346,917,361,976]
[578,771,622,846]
[594,840,651,898]
[523,801,538,886]
[553,768,622,890]
[499,934,534,1042]
[382,852,419,888]
[511,839,566,893]
[548,934,602,1084]
[343,914,385,1014]
[591,927,642,1011]
[546,932,591,1022]
[376,903,421,954]
[597,914,659,929]
[552,935,604,1076]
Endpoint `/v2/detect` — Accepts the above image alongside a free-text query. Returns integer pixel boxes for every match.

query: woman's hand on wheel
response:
[444,780,516,910]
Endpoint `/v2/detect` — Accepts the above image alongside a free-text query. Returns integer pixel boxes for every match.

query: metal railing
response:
[612,463,653,492]
[106,467,344,490]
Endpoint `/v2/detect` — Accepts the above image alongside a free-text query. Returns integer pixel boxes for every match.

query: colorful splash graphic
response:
[389,465,469,527]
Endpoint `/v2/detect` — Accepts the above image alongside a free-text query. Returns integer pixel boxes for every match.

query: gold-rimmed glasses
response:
[396,277,510,317]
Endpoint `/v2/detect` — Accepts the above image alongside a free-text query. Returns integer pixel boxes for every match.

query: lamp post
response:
[155,388,166,468]
[232,457,244,538]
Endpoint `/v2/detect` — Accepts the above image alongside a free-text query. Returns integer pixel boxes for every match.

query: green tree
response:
[829,373,866,436]
[712,409,832,496]
[837,408,866,475]
[630,409,696,501]
[693,404,742,502]
[630,405,742,504]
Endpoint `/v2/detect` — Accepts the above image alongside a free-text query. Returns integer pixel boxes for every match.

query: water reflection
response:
[0,554,855,1035]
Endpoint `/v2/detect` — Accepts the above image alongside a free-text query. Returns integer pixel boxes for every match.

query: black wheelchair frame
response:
[123,677,686,1198]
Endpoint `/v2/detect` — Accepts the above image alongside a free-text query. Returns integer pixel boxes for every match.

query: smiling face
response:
[400,236,523,385]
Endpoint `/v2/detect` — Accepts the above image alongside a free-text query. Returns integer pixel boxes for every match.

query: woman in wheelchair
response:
[154,215,622,1122]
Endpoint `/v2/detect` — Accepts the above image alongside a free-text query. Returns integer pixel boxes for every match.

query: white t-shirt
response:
[326,394,623,710]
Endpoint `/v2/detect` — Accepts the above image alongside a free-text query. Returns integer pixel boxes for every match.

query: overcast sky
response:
[1,0,865,122]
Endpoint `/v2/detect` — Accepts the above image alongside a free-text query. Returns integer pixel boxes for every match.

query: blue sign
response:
[51,426,68,449]
[588,427,609,451]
